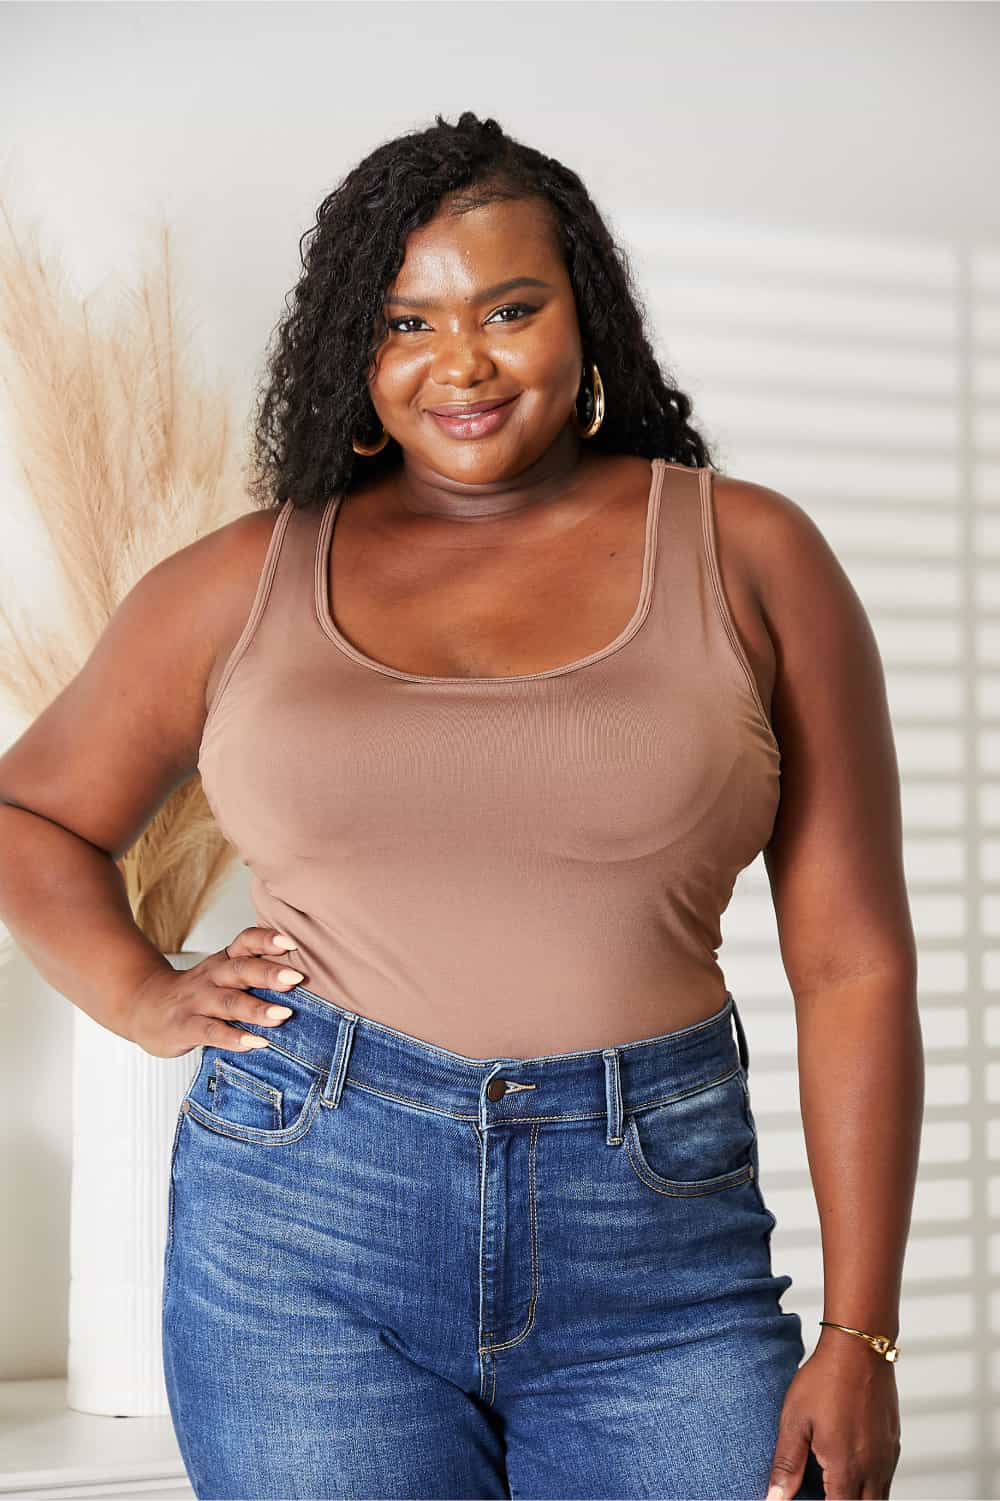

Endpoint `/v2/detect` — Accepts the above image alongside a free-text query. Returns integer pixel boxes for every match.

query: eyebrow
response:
[383,277,555,311]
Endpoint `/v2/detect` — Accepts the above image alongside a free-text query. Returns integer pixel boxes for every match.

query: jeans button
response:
[486,1078,507,1101]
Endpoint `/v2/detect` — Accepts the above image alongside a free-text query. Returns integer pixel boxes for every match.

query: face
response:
[367,195,584,482]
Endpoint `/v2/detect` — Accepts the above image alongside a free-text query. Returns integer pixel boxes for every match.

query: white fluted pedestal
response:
[66,953,206,1418]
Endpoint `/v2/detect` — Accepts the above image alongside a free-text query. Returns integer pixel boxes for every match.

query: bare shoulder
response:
[710,472,833,585]
[193,503,286,588]
[140,502,286,618]
[196,504,287,625]
[712,469,875,604]
[709,467,883,722]
[137,502,288,712]
[711,473,916,994]
[708,471,860,657]
[0,502,286,860]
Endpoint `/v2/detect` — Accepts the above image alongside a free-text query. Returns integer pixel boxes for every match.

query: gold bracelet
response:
[819,1320,900,1362]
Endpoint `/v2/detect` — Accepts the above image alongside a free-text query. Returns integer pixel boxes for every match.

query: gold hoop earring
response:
[352,427,390,456]
[571,361,604,438]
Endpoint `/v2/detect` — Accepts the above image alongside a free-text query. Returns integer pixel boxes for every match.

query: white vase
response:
[66,951,207,1417]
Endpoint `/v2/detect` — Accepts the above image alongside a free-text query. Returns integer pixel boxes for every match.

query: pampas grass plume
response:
[0,200,248,967]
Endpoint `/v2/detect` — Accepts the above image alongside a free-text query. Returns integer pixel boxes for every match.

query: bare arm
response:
[720,476,919,1499]
[0,804,177,1039]
[736,479,922,1350]
[0,511,271,1037]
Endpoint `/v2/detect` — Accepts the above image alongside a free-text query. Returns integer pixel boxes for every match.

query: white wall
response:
[1,2,998,1495]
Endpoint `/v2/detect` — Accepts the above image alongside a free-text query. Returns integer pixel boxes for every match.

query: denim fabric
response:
[162,988,826,1501]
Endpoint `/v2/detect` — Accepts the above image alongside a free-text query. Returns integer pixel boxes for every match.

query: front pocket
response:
[181,1041,324,1145]
[623,1067,756,1197]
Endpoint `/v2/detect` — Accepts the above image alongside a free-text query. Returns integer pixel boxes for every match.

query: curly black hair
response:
[246,110,719,512]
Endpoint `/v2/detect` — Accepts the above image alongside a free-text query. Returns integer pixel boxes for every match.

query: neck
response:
[389,426,589,524]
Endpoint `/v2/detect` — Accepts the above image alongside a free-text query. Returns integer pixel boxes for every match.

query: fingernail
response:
[272,935,297,949]
[277,968,304,984]
[266,1005,293,1020]
[767,1487,785,1500]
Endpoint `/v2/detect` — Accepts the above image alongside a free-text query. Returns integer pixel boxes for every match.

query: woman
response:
[0,112,918,1499]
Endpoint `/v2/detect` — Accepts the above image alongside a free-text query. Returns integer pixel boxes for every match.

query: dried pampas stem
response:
[0,199,248,965]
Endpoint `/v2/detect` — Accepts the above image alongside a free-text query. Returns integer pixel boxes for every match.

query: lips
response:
[425,394,520,442]
[426,397,516,416]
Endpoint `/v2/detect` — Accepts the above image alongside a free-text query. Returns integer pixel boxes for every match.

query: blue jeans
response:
[162,987,826,1500]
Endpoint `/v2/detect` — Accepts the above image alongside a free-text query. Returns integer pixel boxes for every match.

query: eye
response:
[486,303,537,324]
[386,303,538,334]
[387,316,429,334]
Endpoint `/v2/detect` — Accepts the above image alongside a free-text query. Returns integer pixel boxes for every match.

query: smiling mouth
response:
[423,394,521,441]
[426,397,517,417]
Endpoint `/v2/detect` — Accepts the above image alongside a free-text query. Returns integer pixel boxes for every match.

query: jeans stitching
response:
[183,1075,323,1145]
[214,1057,283,1106]
[471,1120,493,1406]
[213,1059,283,1128]
[161,1107,186,1312]
[740,1072,778,1236]
[627,1064,743,1117]
[220,1025,325,1080]
[486,1121,541,1355]
[623,1070,757,1196]
[344,1074,743,1125]
[624,1123,756,1196]
[287,984,735,1066]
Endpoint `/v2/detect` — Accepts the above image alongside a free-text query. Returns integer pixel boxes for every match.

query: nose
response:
[429,329,497,388]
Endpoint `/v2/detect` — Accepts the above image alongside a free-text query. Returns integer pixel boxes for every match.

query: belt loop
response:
[729,992,750,1075]
[321,1012,358,1108]
[602,1048,624,1146]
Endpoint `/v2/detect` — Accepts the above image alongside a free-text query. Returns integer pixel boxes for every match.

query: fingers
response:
[189,929,308,1054]
[200,1010,275,1053]
[216,928,306,1002]
[219,950,305,999]
[223,927,299,961]
[131,931,305,1059]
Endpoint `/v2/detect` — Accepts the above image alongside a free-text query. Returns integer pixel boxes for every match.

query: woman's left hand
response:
[764,1337,902,1500]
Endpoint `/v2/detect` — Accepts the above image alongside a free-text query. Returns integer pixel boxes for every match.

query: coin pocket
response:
[181,1041,323,1145]
[210,1058,283,1129]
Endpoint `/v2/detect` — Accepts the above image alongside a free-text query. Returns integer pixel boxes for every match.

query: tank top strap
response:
[644,460,708,631]
[247,493,339,662]
[643,461,773,735]
[200,496,333,744]
[263,495,330,624]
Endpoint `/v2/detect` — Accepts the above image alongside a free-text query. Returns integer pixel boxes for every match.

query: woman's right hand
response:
[128,928,307,1059]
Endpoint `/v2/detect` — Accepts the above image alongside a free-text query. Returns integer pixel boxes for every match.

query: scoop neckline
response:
[313,455,666,686]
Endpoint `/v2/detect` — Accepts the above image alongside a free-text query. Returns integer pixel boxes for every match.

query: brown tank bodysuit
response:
[197,458,781,1057]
